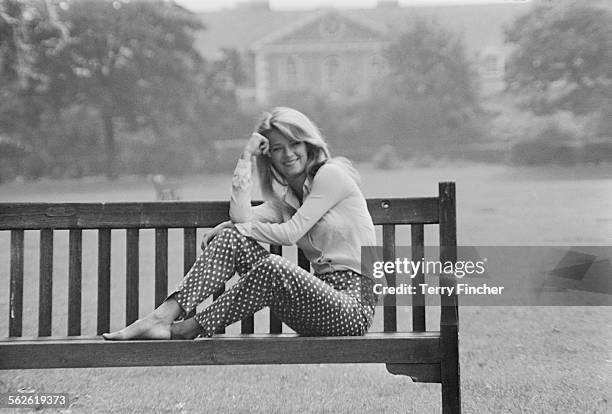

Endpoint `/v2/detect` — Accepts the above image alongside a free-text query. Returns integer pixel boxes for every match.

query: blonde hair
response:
[254,107,359,203]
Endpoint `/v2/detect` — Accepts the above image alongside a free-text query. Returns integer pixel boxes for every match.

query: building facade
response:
[195,1,533,105]
[251,10,390,103]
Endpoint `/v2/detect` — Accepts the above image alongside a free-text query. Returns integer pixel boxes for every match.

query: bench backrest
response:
[0,182,457,337]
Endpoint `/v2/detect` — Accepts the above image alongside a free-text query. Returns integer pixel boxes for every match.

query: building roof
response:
[194,2,532,59]
[252,9,391,51]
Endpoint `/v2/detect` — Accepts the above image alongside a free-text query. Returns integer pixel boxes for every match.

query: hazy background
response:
[1,0,610,181]
[175,0,520,12]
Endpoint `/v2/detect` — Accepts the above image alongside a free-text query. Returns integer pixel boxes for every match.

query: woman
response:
[103,107,377,340]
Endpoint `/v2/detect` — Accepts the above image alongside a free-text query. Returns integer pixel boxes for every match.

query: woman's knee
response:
[258,254,291,270]
[256,254,304,282]
[209,227,241,246]
[219,227,241,238]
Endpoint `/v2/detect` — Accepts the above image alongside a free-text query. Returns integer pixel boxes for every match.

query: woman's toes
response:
[102,330,127,341]
[101,318,170,340]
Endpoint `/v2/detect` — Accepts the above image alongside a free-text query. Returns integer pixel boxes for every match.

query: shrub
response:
[490,108,608,165]
[510,138,578,166]
[583,141,612,164]
[372,145,401,169]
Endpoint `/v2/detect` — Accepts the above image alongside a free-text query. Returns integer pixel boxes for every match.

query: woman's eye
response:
[290,142,301,147]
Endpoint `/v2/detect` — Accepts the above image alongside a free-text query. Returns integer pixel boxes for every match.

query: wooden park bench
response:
[0,182,461,413]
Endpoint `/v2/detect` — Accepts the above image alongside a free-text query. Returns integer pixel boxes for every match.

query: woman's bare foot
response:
[102,314,171,340]
[103,297,184,340]
[170,318,202,340]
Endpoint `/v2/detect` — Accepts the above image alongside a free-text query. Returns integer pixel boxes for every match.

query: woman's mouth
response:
[283,158,298,167]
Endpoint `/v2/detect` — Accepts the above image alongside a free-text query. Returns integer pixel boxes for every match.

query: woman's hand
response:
[201,221,235,249]
[242,133,269,158]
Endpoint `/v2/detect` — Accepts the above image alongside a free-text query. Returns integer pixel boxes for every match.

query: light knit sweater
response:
[230,158,377,275]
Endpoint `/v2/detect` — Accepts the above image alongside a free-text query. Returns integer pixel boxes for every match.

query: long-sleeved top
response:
[230,158,377,275]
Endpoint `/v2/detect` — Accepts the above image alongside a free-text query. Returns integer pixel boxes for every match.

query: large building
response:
[194,0,533,105]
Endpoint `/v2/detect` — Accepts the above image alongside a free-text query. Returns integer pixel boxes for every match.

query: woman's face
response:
[267,129,308,181]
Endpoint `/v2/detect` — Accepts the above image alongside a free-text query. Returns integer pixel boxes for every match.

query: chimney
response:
[377,0,401,8]
[236,0,270,10]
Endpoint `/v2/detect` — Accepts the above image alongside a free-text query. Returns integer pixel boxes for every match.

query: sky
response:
[175,0,530,12]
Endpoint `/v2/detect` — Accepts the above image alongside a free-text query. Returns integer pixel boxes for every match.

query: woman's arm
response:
[234,163,354,245]
[229,157,282,223]
[229,133,282,224]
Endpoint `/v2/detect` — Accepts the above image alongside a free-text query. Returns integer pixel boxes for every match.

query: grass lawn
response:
[0,161,611,413]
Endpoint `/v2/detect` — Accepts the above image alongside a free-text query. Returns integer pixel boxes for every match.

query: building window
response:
[279,56,300,90]
[480,52,502,76]
[322,55,341,90]
[368,54,387,78]
[286,57,297,85]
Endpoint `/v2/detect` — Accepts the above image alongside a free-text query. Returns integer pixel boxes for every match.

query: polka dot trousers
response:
[172,228,377,337]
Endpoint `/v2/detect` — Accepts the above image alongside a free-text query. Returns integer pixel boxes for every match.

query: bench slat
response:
[213,284,225,335]
[0,332,441,369]
[9,230,24,337]
[183,228,197,319]
[241,316,254,334]
[411,224,426,332]
[368,198,439,225]
[297,249,309,271]
[183,228,197,273]
[383,224,396,332]
[0,198,439,229]
[126,229,139,325]
[97,229,111,335]
[68,229,82,336]
[0,202,232,229]
[240,238,255,334]
[269,245,283,334]
[155,228,168,307]
[39,229,53,336]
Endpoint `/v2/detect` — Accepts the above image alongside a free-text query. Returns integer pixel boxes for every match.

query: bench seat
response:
[0,332,440,374]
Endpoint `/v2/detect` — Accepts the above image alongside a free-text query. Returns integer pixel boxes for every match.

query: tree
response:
[383,19,479,109]
[1,0,207,179]
[359,18,482,158]
[50,0,205,178]
[197,48,251,143]
[504,1,612,116]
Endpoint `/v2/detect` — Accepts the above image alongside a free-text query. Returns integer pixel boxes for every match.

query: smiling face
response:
[267,128,308,181]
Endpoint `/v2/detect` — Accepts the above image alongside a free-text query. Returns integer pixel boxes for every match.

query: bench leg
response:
[441,324,461,414]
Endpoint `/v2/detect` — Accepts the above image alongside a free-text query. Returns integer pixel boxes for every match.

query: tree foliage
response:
[382,19,479,109]
[0,0,70,136]
[54,0,205,177]
[0,0,216,179]
[359,18,483,157]
[0,0,69,86]
[196,48,251,146]
[504,1,612,115]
